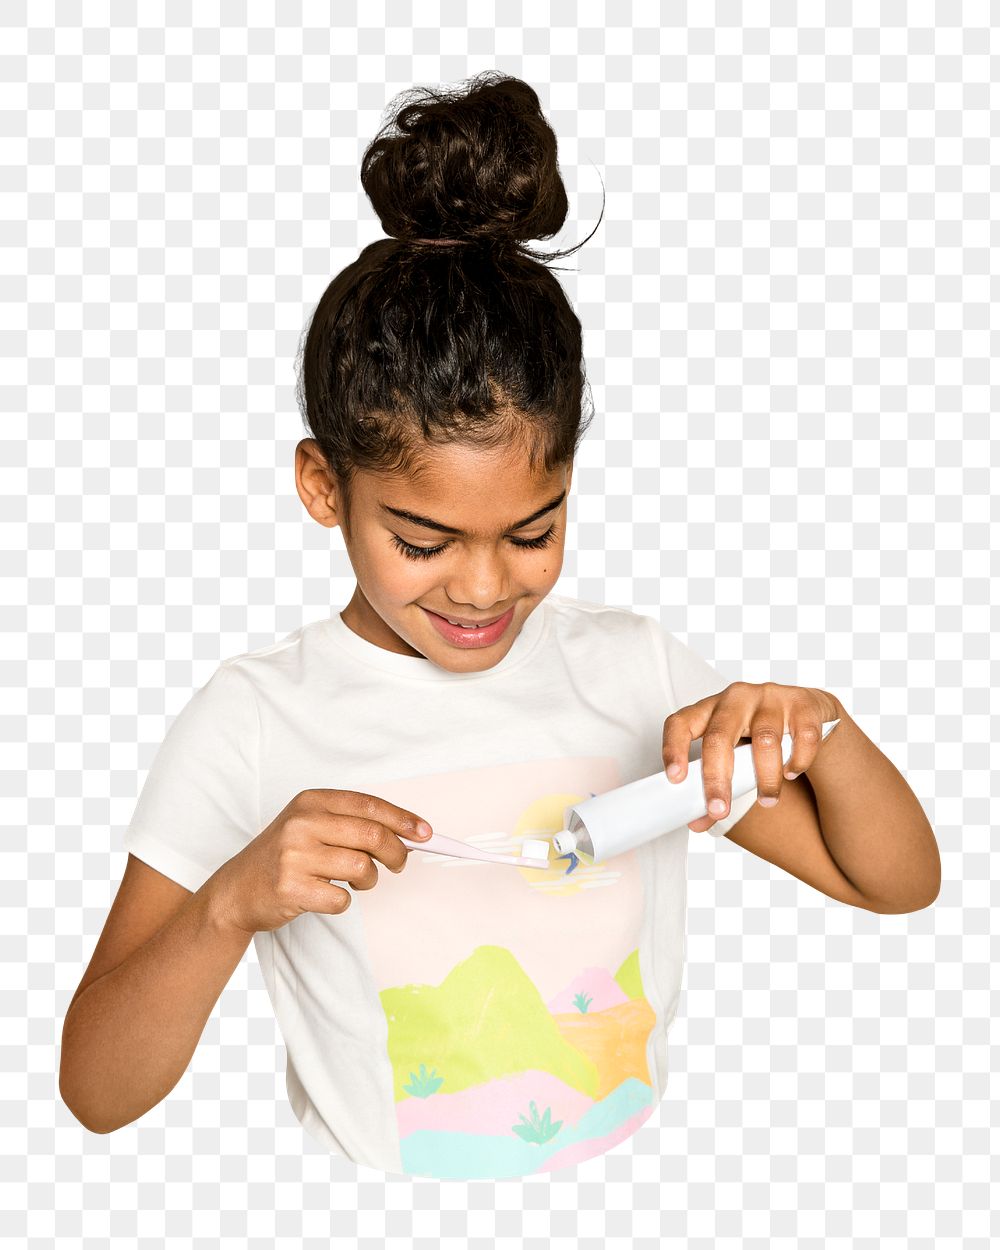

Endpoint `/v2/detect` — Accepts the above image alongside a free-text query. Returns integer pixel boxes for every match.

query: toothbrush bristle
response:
[520,838,550,862]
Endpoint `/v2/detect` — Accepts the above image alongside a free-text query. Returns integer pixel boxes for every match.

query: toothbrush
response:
[403,720,842,871]
[397,829,552,869]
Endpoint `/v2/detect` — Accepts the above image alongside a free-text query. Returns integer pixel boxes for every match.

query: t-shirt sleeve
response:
[645,617,759,839]
[122,661,261,891]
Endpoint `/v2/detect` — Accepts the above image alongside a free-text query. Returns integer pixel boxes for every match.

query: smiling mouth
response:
[424,607,509,628]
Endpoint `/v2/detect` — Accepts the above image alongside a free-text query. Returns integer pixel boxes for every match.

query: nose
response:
[443,545,512,611]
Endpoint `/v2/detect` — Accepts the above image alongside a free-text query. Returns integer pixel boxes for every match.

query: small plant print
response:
[512,1100,563,1144]
[403,1063,444,1098]
[572,991,593,1013]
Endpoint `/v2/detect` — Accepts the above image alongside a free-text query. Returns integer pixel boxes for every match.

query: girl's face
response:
[295,438,573,673]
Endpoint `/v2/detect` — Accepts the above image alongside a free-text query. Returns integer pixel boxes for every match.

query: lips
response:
[426,609,507,628]
[421,604,517,649]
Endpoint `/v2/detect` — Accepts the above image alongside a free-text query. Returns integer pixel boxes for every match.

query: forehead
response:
[357,442,568,536]
[372,441,561,499]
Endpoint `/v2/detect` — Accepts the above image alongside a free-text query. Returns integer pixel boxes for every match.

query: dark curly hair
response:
[294,70,603,525]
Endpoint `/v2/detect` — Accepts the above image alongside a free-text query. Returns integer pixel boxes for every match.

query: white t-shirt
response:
[123,594,757,1179]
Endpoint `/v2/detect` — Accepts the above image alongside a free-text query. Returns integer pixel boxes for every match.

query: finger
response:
[783,712,823,780]
[749,710,787,807]
[320,847,381,892]
[661,714,694,782]
[315,813,411,874]
[311,789,433,872]
[662,696,717,783]
[315,788,434,840]
[699,715,744,821]
[687,814,717,833]
[303,880,354,915]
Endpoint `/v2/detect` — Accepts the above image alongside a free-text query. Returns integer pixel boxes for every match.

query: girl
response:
[59,72,940,1181]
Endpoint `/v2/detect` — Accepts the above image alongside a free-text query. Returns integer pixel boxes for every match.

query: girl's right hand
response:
[209,789,433,935]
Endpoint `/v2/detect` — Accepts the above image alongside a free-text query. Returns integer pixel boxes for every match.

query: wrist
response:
[198,870,256,944]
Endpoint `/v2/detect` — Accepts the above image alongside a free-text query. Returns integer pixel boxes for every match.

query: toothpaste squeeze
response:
[551,720,841,865]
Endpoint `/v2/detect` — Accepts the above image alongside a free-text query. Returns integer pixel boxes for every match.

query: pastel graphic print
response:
[358,756,658,1180]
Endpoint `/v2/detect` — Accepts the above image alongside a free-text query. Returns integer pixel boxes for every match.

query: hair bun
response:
[360,71,569,249]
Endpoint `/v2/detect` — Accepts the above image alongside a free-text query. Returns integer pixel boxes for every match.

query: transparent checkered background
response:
[3,5,995,1248]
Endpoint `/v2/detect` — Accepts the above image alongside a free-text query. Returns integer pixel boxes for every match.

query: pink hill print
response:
[546,966,629,1015]
[397,1068,590,1140]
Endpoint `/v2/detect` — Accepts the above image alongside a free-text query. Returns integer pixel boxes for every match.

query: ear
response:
[295,439,341,529]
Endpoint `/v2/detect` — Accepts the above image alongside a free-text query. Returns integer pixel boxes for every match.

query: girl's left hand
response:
[661,682,843,833]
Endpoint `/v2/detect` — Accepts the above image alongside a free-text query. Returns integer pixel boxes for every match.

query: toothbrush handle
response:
[399,831,473,857]
[398,831,525,866]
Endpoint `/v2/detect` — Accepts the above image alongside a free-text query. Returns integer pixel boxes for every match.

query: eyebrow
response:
[379,490,567,536]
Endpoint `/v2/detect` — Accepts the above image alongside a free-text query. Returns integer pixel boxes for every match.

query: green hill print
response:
[380,945,601,1102]
[614,948,644,1000]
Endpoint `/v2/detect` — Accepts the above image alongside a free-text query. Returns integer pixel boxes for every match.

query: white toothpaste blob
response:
[519,838,550,863]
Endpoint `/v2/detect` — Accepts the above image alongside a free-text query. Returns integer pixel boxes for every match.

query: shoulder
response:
[542,594,662,652]
[542,597,725,706]
[213,617,331,690]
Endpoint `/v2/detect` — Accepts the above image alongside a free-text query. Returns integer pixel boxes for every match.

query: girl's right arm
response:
[59,871,255,1133]
[59,788,432,1134]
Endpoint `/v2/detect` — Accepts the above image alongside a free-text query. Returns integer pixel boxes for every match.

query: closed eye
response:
[390,526,558,561]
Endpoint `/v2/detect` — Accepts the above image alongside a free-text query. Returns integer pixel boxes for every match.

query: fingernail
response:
[784,771,799,781]
[758,796,778,808]
[708,799,727,817]
[666,763,682,781]
[415,821,433,838]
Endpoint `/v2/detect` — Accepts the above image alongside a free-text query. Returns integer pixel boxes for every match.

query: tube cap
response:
[552,829,576,854]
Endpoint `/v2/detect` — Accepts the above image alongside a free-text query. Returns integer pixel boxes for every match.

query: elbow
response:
[901,883,942,914]
[862,880,941,915]
[860,838,942,915]
[59,1062,116,1136]
[912,876,942,913]
[72,1112,116,1136]
[60,1089,113,1135]
[896,860,943,914]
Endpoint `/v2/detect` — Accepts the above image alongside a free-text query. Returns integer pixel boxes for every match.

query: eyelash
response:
[390,526,558,561]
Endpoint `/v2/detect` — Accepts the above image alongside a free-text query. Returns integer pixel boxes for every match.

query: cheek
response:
[380,561,431,594]
[375,552,442,601]
[537,535,566,580]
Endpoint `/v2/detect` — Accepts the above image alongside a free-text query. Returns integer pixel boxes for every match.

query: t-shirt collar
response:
[323,598,549,681]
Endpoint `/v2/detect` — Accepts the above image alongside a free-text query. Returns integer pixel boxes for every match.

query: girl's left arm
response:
[662,684,942,914]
